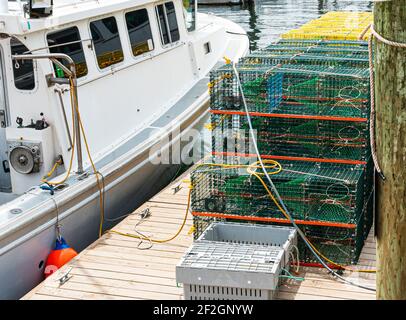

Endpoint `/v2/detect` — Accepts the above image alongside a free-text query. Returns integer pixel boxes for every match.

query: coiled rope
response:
[360,24,406,180]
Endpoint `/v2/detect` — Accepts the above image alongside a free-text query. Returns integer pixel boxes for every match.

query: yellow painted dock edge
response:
[282,11,373,41]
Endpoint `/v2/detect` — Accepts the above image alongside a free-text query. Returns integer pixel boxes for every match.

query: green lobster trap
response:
[211,113,370,162]
[191,159,369,225]
[209,63,370,119]
[261,43,369,57]
[191,37,374,268]
[297,197,372,266]
[191,183,373,266]
[242,47,369,69]
[275,39,369,48]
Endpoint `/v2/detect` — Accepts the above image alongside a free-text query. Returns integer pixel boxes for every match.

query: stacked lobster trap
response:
[281,11,373,41]
[192,39,374,267]
[244,47,369,69]
[191,158,374,265]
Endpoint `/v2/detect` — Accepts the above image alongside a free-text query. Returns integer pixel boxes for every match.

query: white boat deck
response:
[23,170,376,300]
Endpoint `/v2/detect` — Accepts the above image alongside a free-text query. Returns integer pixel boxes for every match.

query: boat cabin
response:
[0,0,223,197]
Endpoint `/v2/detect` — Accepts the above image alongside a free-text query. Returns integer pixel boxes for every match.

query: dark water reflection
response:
[199,0,373,51]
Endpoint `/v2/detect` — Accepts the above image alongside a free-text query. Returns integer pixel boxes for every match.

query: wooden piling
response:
[374,0,406,300]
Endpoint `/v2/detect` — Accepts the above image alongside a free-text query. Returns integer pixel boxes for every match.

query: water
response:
[199,0,373,51]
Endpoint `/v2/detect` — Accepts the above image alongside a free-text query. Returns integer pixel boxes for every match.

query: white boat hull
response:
[0,6,249,299]
[0,102,210,300]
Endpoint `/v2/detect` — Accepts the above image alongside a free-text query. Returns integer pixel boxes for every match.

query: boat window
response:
[155,2,180,45]
[125,8,154,57]
[11,38,35,90]
[47,27,88,78]
[90,16,124,69]
[183,0,196,32]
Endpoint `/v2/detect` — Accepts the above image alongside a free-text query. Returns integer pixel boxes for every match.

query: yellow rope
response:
[41,77,77,186]
[195,161,376,273]
[38,66,373,273]
[41,77,105,238]
[42,159,62,180]
[108,186,191,243]
[41,57,374,274]
[69,78,105,238]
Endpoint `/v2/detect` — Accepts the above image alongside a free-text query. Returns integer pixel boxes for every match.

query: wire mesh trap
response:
[191,159,370,226]
[211,113,370,162]
[209,63,370,119]
[190,36,374,271]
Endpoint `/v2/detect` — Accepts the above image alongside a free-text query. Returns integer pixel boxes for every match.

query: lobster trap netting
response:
[191,158,369,225]
[193,33,375,267]
[281,12,373,41]
[211,113,370,162]
[192,197,372,266]
[276,39,369,48]
[209,64,370,119]
[298,226,362,265]
[263,42,369,57]
[242,47,369,69]
[297,198,372,266]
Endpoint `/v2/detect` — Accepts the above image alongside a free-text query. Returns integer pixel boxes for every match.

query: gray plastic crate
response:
[176,222,297,300]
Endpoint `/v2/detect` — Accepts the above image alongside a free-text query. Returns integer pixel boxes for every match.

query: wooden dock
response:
[23,171,376,300]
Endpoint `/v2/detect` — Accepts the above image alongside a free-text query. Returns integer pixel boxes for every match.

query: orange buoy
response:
[44,237,77,278]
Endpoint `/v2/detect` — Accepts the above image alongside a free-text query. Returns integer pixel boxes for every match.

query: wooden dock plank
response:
[29,294,76,300]
[23,170,377,300]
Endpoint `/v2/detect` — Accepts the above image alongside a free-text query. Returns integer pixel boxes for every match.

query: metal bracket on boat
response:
[56,266,73,286]
[46,74,71,87]
[53,86,73,152]
[140,208,151,219]
[77,171,90,181]
[172,184,182,194]
[0,110,6,128]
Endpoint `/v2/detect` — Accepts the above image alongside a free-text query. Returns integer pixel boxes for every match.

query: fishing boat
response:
[0,0,249,299]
